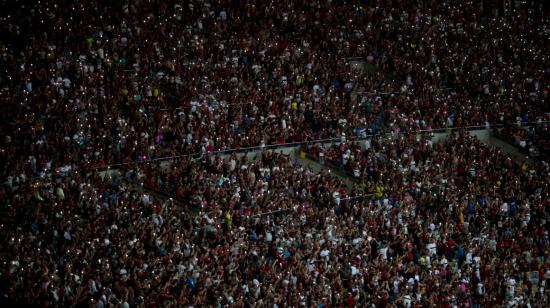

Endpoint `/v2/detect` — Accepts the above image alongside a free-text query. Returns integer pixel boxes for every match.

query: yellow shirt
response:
[521,163,528,173]
[225,211,232,228]
[375,184,383,199]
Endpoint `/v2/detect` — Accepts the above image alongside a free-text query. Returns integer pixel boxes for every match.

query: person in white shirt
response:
[365,138,372,151]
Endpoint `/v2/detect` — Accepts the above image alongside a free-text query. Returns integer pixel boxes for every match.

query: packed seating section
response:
[0,0,549,306]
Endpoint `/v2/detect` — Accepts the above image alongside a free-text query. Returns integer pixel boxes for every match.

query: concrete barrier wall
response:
[93,128,529,186]
[7,128,527,195]
[469,129,492,144]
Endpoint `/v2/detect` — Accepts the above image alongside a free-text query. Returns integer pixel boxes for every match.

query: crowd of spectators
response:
[0,149,356,306]
[2,131,549,307]
[496,122,550,160]
[2,0,549,182]
[1,0,549,307]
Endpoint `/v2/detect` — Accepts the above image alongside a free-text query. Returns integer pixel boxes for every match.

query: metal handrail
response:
[89,123,513,170]
[355,87,460,96]
[4,121,549,187]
